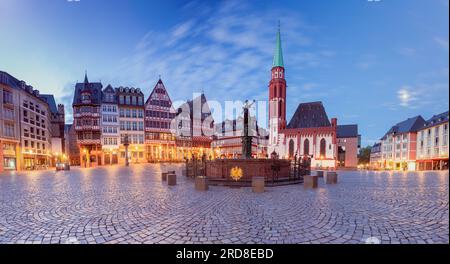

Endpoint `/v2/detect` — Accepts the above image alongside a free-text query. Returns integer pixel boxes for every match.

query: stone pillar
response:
[195,176,208,191]
[252,177,265,193]
[167,173,177,186]
[325,171,338,184]
[304,175,318,189]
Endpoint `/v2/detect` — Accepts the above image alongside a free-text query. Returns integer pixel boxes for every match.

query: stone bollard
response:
[316,170,324,178]
[304,175,318,189]
[252,177,265,193]
[167,174,177,186]
[325,171,338,184]
[195,176,209,191]
[161,172,168,181]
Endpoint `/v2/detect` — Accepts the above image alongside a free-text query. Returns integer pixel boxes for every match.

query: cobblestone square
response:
[0,165,448,244]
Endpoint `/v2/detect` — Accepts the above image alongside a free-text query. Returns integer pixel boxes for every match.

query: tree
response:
[358,145,372,165]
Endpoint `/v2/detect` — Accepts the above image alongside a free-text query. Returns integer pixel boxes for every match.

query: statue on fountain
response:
[242,100,255,159]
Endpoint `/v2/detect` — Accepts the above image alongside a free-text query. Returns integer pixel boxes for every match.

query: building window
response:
[303,139,309,156]
[2,90,13,104]
[443,124,448,146]
[4,124,15,137]
[320,138,326,158]
[288,139,295,158]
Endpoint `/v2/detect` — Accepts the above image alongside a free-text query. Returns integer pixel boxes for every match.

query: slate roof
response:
[381,115,426,139]
[39,94,58,114]
[287,101,331,129]
[72,74,103,105]
[102,85,117,103]
[337,124,358,138]
[178,93,213,121]
[371,142,382,153]
[421,111,449,129]
[0,71,50,105]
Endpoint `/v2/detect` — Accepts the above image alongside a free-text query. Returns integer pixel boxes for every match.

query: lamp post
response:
[123,135,130,167]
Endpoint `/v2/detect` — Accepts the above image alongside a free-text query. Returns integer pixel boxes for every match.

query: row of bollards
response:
[304,170,338,189]
[163,170,336,192]
[162,171,177,186]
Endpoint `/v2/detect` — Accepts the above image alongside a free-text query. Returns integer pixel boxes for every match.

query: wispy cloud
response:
[111,0,332,108]
[435,37,449,51]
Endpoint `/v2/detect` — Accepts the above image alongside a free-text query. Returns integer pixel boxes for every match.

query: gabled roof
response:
[72,73,103,105]
[337,124,358,138]
[382,115,426,139]
[102,85,117,103]
[186,93,212,120]
[421,111,449,129]
[145,78,173,106]
[39,94,58,114]
[287,101,331,129]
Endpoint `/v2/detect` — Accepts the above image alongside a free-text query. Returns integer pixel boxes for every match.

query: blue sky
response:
[0,0,448,146]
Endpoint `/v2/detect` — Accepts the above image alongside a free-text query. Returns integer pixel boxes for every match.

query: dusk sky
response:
[0,0,448,146]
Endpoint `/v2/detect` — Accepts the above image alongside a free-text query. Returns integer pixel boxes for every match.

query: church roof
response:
[287,101,331,129]
[273,25,284,68]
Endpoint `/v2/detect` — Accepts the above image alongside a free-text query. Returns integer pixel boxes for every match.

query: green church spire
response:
[272,22,284,68]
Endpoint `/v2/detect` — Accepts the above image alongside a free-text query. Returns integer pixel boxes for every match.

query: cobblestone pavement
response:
[0,164,448,244]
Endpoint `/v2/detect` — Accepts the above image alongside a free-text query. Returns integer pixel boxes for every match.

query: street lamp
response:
[123,135,130,167]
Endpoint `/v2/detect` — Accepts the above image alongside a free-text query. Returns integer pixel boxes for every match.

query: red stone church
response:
[268,26,359,169]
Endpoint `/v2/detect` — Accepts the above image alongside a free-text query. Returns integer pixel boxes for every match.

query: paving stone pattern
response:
[0,165,448,244]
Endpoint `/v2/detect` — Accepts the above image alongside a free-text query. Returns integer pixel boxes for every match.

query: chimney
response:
[331,118,337,127]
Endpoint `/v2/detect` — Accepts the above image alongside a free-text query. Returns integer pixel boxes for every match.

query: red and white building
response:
[267,26,358,169]
[72,73,103,168]
[144,79,177,162]
[379,116,426,171]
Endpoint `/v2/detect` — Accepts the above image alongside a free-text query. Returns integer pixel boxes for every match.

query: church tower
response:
[269,23,286,148]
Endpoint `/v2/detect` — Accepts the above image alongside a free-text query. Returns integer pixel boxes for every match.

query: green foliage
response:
[358,145,372,165]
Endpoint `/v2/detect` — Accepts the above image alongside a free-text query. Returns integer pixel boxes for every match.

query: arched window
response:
[303,139,309,156]
[289,139,295,158]
[278,102,282,118]
[320,138,326,158]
